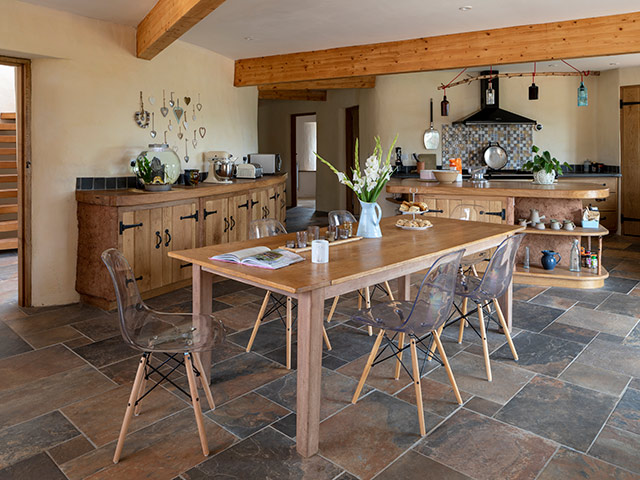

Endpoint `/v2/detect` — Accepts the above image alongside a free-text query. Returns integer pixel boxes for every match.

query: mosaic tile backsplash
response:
[442,124,533,169]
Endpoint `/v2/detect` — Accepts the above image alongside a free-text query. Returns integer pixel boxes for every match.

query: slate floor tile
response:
[513,285,547,301]
[624,324,640,348]
[72,335,139,368]
[415,409,556,480]
[601,276,639,294]
[0,411,79,468]
[463,396,503,417]
[559,361,631,396]
[590,426,640,475]
[556,306,638,337]
[510,300,566,333]
[319,390,438,480]
[608,388,640,435]
[143,288,195,310]
[427,351,535,404]
[0,453,66,480]
[183,427,341,480]
[395,377,471,418]
[537,447,640,480]
[539,321,599,344]
[316,324,378,362]
[376,450,473,480]
[71,314,121,341]
[212,302,263,331]
[0,321,32,360]
[21,325,85,349]
[228,318,287,354]
[47,435,95,465]
[577,339,640,378]
[206,392,289,439]
[529,292,578,310]
[6,304,107,336]
[491,330,585,377]
[597,293,640,318]
[271,412,296,439]
[544,287,612,305]
[495,375,618,451]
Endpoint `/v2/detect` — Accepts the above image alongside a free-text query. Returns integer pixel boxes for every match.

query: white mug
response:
[311,240,329,264]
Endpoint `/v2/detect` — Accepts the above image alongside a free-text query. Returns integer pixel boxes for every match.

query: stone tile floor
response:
[1,234,640,479]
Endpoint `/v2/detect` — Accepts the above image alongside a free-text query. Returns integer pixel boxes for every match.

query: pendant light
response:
[529,62,539,100]
[441,89,450,116]
[577,80,588,106]
[486,66,496,105]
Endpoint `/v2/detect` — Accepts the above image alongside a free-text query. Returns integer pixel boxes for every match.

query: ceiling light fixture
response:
[561,59,588,107]
[529,62,539,100]
[439,67,468,117]
[486,66,496,105]
[459,6,473,11]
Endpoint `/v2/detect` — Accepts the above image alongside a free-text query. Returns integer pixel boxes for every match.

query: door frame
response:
[290,112,316,208]
[620,84,640,236]
[345,106,359,213]
[0,56,31,306]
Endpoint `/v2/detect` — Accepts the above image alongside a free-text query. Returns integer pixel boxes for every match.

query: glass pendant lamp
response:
[441,92,450,116]
[486,67,495,105]
[529,62,539,100]
[577,81,588,106]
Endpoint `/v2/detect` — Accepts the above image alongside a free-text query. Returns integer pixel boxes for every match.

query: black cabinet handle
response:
[119,221,143,235]
[276,193,280,199]
[126,275,143,286]
[266,206,270,217]
[479,209,506,220]
[180,211,199,222]
[223,217,229,232]
[250,199,259,208]
[164,229,171,247]
[136,275,143,281]
[230,216,235,230]
[269,193,277,200]
[180,263,192,269]
[155,231,162,249]
[204,208,217,219]
[595,198,606,202]
[429,209,444,213]
[238,201,249,209]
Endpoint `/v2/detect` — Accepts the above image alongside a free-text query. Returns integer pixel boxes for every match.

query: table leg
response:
[296,288,325,457]
[397,275,412,301]
[497,279,513,332]
[192,264,213,385]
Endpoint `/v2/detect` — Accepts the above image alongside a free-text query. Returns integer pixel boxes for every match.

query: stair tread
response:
[0,160,17,169]
[0,220,17,232]
[0,124,16,131]
[0,189,18,198]
[0,113,16,120]
[0,136,16,143]
[0,174,17,182]
[0,237,18,250]
[0,148,16,155]
[0,204,18,214]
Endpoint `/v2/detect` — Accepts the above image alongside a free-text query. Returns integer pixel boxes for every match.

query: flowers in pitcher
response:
[315,135,398,203]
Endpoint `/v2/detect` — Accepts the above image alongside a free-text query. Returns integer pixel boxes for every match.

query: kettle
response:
[529,209,545,225]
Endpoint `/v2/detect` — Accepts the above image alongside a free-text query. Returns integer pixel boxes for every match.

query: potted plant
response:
[523,145,569,185]
[315,135,397,238]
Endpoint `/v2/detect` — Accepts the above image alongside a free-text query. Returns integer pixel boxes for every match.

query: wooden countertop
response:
[386,178,609,199]
[76,174,287,207]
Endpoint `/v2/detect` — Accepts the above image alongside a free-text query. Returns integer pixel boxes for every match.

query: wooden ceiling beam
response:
[258,90,327,101]
[235,11,640,86]
[137,0,226,60]
[258,76,376,91]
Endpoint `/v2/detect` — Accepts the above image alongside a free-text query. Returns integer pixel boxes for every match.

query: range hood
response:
[453,71,536,125]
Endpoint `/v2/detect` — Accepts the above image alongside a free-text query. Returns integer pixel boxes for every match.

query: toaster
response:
[236,163,263,179]
[248,154,281,174]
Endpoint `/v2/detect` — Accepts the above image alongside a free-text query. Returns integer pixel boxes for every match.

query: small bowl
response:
[433,170,460,184]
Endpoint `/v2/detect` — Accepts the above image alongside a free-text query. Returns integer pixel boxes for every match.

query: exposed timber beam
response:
[235,12,640,86]
[258,90,327,101]
[137,0,226,60]
[258,76,376,91]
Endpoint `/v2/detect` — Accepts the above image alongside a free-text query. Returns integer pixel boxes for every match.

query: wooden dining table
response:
[169,216,524,457]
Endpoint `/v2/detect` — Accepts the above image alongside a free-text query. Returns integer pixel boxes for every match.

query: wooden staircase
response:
[0,112,17,251]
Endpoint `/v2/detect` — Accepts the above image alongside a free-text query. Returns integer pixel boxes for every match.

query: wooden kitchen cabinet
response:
[203,196,229,246]
[561,177,619,232]
[416,195,509,224]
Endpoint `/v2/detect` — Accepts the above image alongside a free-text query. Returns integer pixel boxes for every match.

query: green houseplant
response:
[523,145,569,184]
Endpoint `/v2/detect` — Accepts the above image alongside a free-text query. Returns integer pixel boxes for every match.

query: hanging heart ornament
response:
[173,99,184,124]
[199,127,206,138]
[177,124,184,140]
[184,96,191,106]
[196,93,202,111]
[160,89,169,117]
[192,130,198,148]
[134,91,150,128]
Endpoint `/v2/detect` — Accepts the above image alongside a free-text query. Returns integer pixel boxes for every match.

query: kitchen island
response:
[386,178,611,288]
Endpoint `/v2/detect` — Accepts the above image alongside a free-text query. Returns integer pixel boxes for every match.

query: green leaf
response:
[532,145,540,153]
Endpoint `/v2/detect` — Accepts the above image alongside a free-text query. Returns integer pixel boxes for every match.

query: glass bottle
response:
[569,239,581,272]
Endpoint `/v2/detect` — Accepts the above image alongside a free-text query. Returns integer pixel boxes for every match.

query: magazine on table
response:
[210,246,304,270]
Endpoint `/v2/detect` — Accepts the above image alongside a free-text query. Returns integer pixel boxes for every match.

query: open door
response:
[621,85,640,236]
[345,106,359,214]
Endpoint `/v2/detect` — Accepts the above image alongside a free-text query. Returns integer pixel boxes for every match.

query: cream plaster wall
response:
[0,65,15,113]
[0,0,258,305]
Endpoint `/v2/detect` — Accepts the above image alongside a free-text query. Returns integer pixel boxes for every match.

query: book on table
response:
[210,246,304,270]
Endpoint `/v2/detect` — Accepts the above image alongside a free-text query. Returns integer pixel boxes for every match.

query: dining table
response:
[168,215,524,457]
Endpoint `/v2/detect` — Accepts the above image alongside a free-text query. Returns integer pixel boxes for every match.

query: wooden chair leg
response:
[458,297,468,344]
[433,330,463,405]
[394,332,405,380]
[471,264,479,277]
[193,352,216,411]
[493,299,518,361]
[410,338,426,436]
[246,291,271,352]
[383,281,395,301]
[134,353,151,416]
[352,329,385,403]
[427,324,444,360]
[358,289,363,309]
[477,303,492,382]
[184,353,209,457]
[322,326,332,350]
[365,287,373,336]
[113,354,148,463]
[286,296,293,370]
[327,296,339,322]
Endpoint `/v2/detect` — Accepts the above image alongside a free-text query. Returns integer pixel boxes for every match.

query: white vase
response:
[534,170,556,184]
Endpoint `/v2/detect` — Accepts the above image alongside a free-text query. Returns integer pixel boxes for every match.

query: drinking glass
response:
[296,231,308,248]
[307,226,320,242]
[286,239,296,249]
[337,227,349,240]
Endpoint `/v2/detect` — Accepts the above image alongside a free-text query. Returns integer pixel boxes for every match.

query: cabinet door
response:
[228,194,250,242]
[475,199,507,224]
[415,196,438,217]
[276,184,286,224]
[203,197,229,246]
[167,202,198,282]
[265,187,277,220]
[250,191,262,222]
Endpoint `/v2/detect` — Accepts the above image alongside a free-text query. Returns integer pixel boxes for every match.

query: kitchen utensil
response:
[134,91,150,128]
[168,119,173,131]
[161,90,169,117]
[192,131,198,149]
[163,131,168,143]
[433,170,459,183]
[173,99,184,124]
[196,93,202,111]
[184,96,191,106]
[541,250,561,270]
[213,157,235,183]
[183,120,188,129]
[177,124,183,140]
[518,219,531,227]
[184,138,189,163]
[199,127,206,138]
[150,112,156,138]
[483,141,508,170]
[423,98,440,150]
[192,104,196,121]
[529,209,544,224]
[169,92,175,108]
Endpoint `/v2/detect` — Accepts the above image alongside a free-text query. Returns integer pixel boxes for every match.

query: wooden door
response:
[621,85,640,235]
[167,201,198,282]
[345,106,359,213]
[228,194,250,242]
[203,196,229,246]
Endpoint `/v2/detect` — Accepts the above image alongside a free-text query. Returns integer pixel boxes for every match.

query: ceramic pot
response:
[541,250,561,270]
[534,170,556,185]
[356,200,382,238]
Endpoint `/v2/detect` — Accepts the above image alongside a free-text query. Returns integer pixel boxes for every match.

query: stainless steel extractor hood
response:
[453,71,536,125]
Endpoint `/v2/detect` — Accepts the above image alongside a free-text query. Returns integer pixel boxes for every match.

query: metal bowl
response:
[214,159,235,182]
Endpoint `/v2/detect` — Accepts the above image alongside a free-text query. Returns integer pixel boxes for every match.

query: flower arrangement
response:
[315,135,398,203]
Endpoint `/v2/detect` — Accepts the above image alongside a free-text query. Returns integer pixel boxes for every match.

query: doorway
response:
[621,85,640,236]
[0,57,31,306]
[345,106,359,214]
[290,113,317,209]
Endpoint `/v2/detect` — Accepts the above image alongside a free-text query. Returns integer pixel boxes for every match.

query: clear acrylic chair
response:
[245,219,332,369]
[102,248,225,463]
[450,204,492,275]
[444,234,524,382]
[351,250,465,436]
[325,210,396,335]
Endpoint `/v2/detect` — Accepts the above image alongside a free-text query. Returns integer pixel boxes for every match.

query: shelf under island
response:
[386,178,611,289]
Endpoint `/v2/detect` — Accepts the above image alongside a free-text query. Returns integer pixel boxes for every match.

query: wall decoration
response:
[199,127,206,138]
[134,91,150,128]
[161,90,169,117]
[196,93,202,111]
[173,99,184,123]
[169,91,175,108]
[184,96,191,106]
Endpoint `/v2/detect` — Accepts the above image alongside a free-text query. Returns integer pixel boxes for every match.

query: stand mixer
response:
[203,151,236,184]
